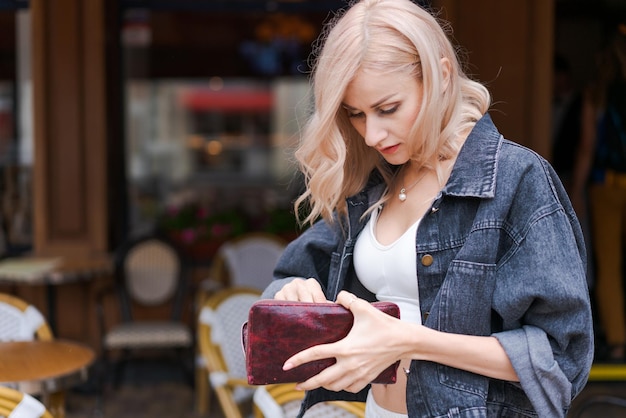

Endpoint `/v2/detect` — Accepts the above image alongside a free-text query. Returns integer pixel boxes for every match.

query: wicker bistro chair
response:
[0,293,68,417]
[253,383,366,418]
[0,386,54,418]
[195,232,286,414]
[200,232,287,293]
[0,293,52,342]
[96,234,194,388]
[197,287,262,418]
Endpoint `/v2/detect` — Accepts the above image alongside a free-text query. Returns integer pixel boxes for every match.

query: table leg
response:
[46,283,57,335]
[46,390,66,418]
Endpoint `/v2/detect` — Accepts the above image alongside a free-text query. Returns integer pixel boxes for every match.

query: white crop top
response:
[354,206,422,324]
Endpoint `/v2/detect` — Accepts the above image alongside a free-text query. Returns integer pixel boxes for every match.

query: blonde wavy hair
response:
[295,0,491,225]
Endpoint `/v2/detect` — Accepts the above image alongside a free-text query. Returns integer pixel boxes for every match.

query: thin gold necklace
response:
[398,167,428,202]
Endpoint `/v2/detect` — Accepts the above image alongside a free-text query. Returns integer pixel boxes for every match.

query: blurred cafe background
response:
[0,0,621,347]
[0,0,623,345]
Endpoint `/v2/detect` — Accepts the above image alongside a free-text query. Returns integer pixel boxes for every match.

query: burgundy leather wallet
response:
[242,299,401,385]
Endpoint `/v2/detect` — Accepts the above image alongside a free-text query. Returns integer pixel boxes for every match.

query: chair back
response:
[114,234,189,321]
[212,232,286,290]
[198,287,261,418]
[0,386,53,418]
[253,383,366,418]
[0,293,52,341]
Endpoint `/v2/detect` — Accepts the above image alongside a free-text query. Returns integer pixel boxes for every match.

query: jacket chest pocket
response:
[433,259,497,335]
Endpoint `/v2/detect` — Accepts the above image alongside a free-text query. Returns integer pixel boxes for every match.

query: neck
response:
[402,155,457,190]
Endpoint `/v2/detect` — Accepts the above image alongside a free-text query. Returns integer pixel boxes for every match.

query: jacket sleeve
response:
[492,204,593,417]
[262,219,339,299]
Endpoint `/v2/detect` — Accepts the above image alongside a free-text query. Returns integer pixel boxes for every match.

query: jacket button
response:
[421,254,433,266]
[423,311,430,321]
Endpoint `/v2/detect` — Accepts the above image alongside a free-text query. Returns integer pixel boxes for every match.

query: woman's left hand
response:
[282,290,407,393]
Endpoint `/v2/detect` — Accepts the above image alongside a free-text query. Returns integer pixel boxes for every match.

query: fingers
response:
[297,364,370,394]
[282,343,330,375]
[275,278,328,303]
[283,345,371,393]
[310,366,371,393]
[337,290,361,311]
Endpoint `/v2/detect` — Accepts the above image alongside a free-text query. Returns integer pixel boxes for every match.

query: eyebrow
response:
[342,94,398,110]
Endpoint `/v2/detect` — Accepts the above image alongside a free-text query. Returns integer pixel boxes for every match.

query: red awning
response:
[180,89,273,112]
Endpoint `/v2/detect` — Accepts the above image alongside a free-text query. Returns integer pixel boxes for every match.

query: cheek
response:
[396,113,417,137]
[400,101,421,134]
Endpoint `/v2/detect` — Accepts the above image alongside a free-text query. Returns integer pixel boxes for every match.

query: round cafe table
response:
[0,339,95,418]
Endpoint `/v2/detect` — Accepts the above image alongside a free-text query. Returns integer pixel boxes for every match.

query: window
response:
[0,5,32,256]
[121,3,342,253]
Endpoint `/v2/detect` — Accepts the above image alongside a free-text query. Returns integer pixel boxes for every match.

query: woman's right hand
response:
[274,277,329,303]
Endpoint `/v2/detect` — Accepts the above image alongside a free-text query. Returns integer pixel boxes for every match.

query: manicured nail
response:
[283,362,293,371]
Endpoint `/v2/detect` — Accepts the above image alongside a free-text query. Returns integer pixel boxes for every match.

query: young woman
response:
[262,0,594,416]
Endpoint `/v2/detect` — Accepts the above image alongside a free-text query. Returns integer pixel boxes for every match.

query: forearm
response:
[404,324,519,382]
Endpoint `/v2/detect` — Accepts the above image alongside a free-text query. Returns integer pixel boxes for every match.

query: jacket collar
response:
[443,113,501,199]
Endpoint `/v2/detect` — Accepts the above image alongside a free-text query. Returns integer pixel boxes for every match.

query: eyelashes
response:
[345,104,400,119]
[379,105,399,115]
[346,111,364,119]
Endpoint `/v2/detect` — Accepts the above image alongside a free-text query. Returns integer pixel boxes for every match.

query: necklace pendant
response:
[398,188,407,202]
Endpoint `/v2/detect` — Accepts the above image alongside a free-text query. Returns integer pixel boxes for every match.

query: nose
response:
[363,117,387,147]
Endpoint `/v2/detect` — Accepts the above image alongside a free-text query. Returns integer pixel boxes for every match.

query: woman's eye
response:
[347,110,364,119]
[344,104,397,118]
[379,105,399,115]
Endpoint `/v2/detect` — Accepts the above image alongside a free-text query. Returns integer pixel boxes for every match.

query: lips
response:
[379,144,400,155]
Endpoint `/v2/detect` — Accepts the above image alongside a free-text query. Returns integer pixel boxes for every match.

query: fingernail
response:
[283,362,293,371]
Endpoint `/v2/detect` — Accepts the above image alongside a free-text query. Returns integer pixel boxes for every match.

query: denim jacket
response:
[263,114,593,418]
